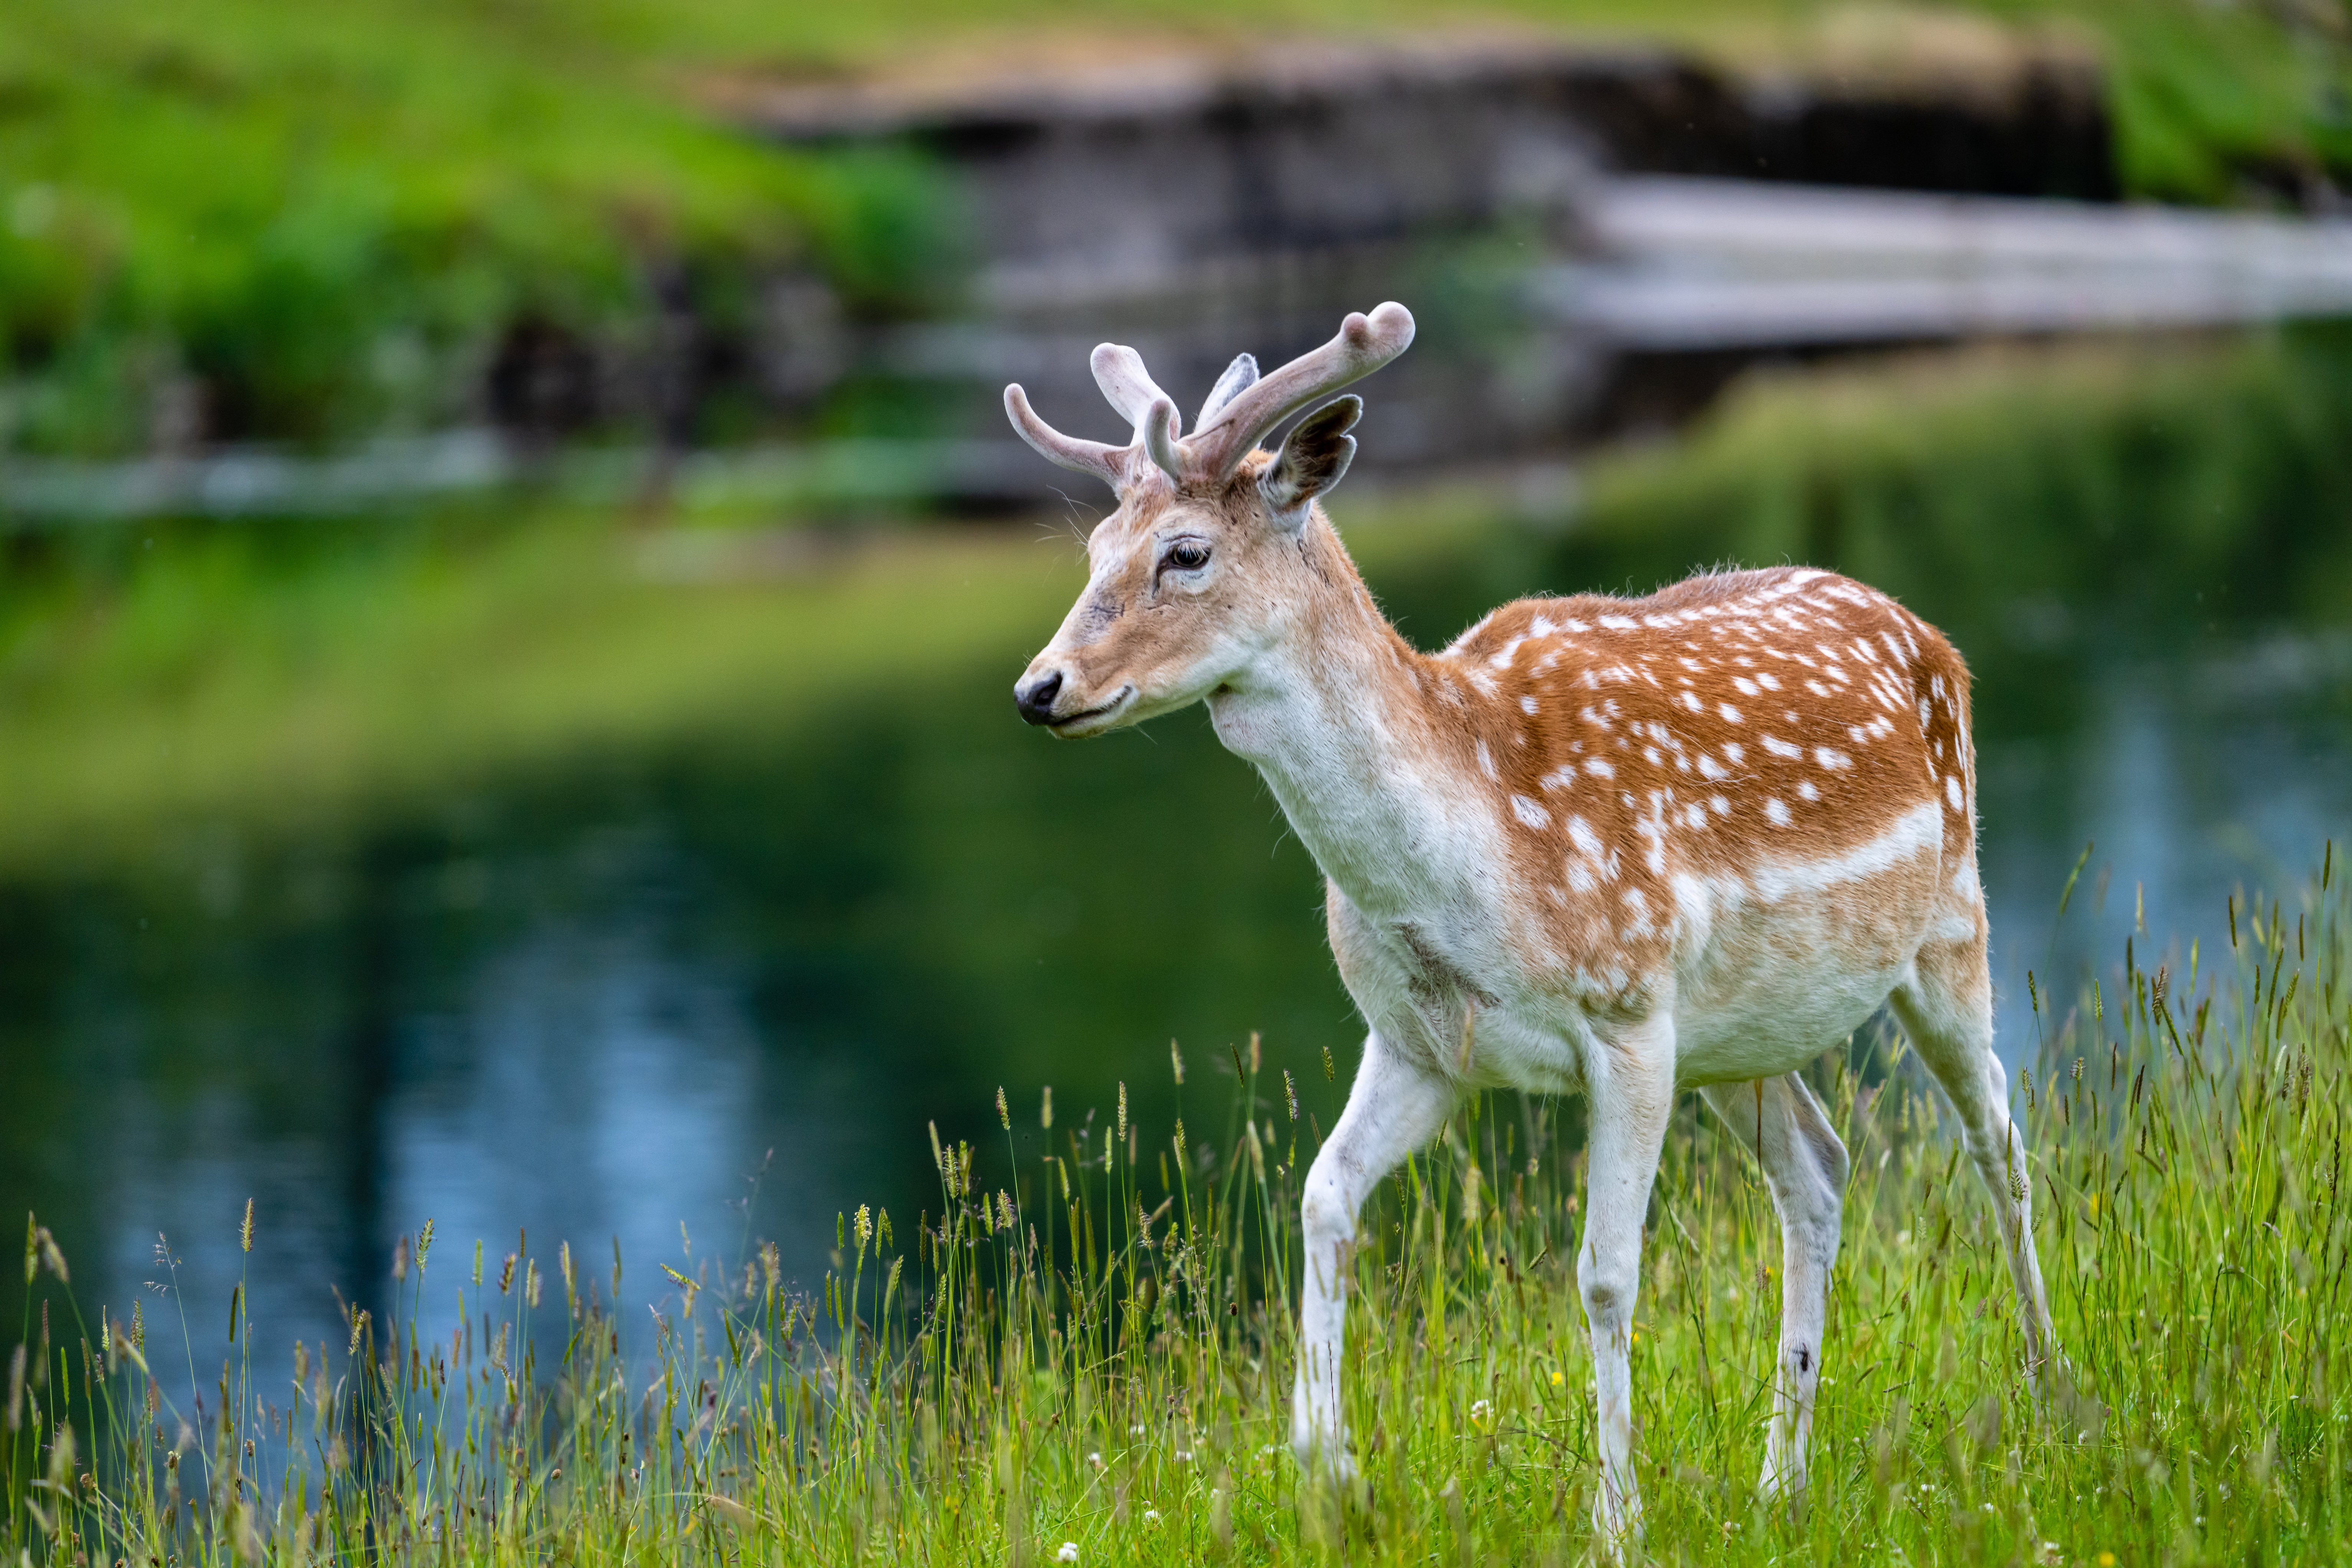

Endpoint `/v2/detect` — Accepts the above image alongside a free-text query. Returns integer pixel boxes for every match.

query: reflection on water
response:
[1977,627,2352,1056]
[3,426,2349,1365]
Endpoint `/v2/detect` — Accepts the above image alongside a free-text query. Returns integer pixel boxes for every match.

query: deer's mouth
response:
[1047,685,1137,737]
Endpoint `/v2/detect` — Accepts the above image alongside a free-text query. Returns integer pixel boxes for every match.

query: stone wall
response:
[740,34,2113,302]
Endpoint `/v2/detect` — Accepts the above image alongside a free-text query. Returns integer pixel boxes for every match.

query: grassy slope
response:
[0,0,951,452]
[10,861,2348,1563]
[3,0,2347,452]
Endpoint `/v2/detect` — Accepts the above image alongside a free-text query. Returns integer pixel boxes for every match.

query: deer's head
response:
[1007,304,1415,736]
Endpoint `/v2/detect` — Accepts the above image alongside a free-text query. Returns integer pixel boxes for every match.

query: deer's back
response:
[1426,566,1979,1075]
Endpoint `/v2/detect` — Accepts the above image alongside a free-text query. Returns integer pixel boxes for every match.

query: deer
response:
[1003,302,2062,1544]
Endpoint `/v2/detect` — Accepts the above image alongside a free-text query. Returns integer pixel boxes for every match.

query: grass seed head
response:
[240,1197,254,1254]
[35,1226,67,1284]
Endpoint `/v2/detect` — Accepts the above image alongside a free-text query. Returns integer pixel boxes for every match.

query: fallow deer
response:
[1004,303,2060,1542]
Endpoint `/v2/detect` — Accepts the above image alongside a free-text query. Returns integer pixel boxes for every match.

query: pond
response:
[3,330,2349,1366]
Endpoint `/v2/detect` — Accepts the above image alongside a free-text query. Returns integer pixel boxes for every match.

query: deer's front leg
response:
[1579,1015,1676,1548]
[1294,1033,1455,1478]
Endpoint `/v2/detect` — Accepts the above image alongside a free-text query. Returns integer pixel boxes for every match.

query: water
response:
[3,348,2349,1368]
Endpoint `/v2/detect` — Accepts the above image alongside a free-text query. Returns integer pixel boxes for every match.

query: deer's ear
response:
[1260,396,1361,530]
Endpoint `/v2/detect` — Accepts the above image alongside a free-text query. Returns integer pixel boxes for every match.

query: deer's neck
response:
[1207,524,1475,921]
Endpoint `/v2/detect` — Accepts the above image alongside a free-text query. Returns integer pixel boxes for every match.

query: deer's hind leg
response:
[1889,927,2062,1387]
[1699,1073,1849,1500]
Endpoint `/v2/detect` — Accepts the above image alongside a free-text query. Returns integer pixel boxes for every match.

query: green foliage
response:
[0,0,964,456]
[1574,323,2352,632]
[2091,0,2352,200]
[3,0,2349,456]
[7,859,2350,1562]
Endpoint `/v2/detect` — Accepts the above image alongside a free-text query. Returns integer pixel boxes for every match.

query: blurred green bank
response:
[2,323,2347,874]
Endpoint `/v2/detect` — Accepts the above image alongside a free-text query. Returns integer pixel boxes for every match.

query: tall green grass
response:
[7,853,2348,1562]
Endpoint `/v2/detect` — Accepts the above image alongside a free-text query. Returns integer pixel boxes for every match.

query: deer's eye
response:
[1162,541,1211,572]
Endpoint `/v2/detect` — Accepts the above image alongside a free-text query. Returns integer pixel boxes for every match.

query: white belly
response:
[1669,804,1949,1084]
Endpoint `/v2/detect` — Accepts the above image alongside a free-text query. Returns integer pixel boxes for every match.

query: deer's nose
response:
[1015,670,1064,726]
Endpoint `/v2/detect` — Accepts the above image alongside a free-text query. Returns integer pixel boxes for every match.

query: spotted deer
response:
[1004,303,2061,1542]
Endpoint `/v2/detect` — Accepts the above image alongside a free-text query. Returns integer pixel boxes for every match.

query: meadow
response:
[4,0,2349,457]
[4,850,2345,1565]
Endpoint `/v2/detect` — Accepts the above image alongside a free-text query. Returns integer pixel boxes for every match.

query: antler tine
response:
[1187,303,1416,480]
[1090,345,1181,441]
[1003,384,1129,489]
[1142,397,1183,483]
